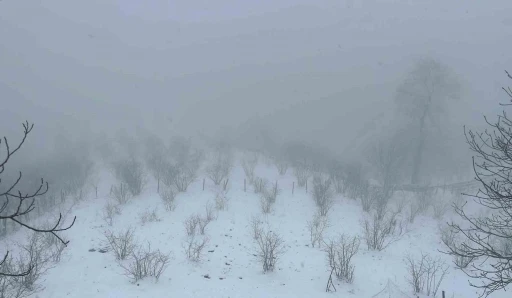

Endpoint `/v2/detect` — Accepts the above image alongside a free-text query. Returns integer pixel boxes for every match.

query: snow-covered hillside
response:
[1,153,508,298]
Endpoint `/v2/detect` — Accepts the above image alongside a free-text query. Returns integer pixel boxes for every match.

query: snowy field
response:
[1,153,509,298]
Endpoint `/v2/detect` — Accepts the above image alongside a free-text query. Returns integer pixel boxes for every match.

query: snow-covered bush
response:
[102,201,121,226]
[110,183,132,205]
[120,244,170,283]
[183,236,209,262]
[255,228,285,273]
[184,214,201,236]
[323,234,360,283]
[104,228,137,261]
[112,158,147,196]
[160,187,177,211]
[206,151,233,185]
[311,175,334,216]
[405,253,448,297]
[362,211,405,251]
[242,153,258,182]
[307,212,330,248]
[139,208,161,225]
[294,164,311,187]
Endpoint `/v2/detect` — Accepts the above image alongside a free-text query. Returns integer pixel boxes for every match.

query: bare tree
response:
[395,58,460,184]
[367,134,405,193]
[0,122,75,277]
[442,72,512,296]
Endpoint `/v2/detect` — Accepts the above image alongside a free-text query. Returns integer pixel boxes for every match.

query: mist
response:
[1,0,510,143]
[3,1,512,297]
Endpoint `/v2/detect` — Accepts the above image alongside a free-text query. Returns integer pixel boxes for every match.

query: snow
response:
[2,155,509,298]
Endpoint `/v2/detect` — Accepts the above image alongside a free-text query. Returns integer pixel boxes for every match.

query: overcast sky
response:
[1,0,511,152]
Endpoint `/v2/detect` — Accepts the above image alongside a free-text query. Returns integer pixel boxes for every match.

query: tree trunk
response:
[411,109,428,184]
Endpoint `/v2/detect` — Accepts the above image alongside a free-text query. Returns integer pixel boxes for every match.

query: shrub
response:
[206,153,232,185]
[110,183,132,205]
[184,214,201,236]
[307,212,330,248]
[183,235,209,262]
[432,197,449,220]
[104,228,137,261]
[41,231,67,263]
[160,187,177,211]
[323,234,360,283]
[260,196,273,214]
[416,187,434,214]
[274,159,288,175]
[327,162,344,194]
[362,211,405,251]
[263,181,279,204]
[255,228,285,273]
[163,165,197,192]
[241,153,258,181]
[215,191,229,211]
[249,215,264,240]
[204,203,217,222]
[294,164,311,187]
[439,226,475,269]
[102,201,121,226]
[253,177,268,194]
[311,176,334,216]
[120,244,171,283]
[407,201,421,223]
[112,158,147,196]
[198,217,211,235]
[405,253,449,297]
[394,192,408,214]
[15,232,52,294]
[139,208,161,225]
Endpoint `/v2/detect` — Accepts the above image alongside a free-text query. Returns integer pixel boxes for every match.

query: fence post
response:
[442,290,445,298]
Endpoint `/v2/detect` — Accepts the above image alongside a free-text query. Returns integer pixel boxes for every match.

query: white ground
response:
[2,157,509,298]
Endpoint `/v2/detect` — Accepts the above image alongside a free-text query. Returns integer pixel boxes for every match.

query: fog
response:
[1,0,512,181]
